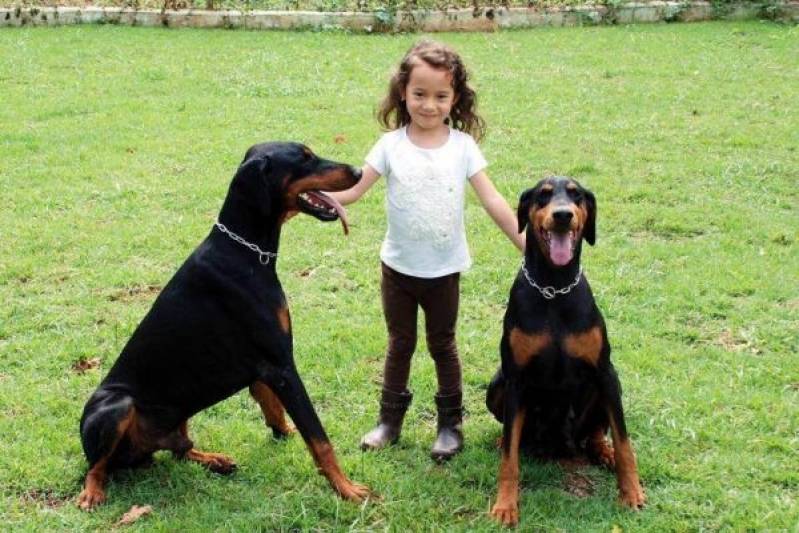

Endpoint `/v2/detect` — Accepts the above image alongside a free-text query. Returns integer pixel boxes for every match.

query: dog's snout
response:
[552,209,573,225]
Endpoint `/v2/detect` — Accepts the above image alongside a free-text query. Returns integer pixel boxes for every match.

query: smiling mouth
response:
[540,229,575,266]
[297,191,350,234]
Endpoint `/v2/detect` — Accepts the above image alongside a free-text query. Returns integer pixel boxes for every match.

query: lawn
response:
[1,21,797,531]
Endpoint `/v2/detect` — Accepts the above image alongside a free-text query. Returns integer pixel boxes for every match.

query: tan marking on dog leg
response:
[490,407,526,527]
[588,428,615,469]
[608,417,645,509]
[509,328,551,368]
[185,449,237,474]
[276,306,291,334]
[308,439,370,502]
[249,382,294,435]
[177,420,236,474]
[78,410,135,510]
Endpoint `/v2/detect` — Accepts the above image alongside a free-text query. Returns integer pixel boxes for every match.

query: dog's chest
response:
[507,322,603,372]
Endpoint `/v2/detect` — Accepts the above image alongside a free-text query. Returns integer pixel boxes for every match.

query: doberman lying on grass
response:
[78,142,370,510]
[486,177,645,526]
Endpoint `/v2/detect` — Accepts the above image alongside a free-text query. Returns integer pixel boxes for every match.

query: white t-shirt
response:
[365,126,487,278]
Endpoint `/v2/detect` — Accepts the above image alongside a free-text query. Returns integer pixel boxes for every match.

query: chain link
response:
[521,260,582,300]
[215,221,278,265]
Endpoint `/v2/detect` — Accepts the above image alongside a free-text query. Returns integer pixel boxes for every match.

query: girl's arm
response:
[469,171,525,252]
[328,164,381,206]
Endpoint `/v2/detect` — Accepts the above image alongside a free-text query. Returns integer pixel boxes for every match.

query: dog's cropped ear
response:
[583,189,596,246]
[232,153,274,219]
[239,153,270,176]
[516,188,535,233]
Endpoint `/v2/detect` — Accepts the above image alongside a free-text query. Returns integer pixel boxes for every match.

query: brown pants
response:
[380,262,461,396]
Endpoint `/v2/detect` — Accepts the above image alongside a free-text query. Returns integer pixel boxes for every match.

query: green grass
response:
[1,21,797,531]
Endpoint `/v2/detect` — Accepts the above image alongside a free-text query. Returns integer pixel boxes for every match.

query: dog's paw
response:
[77,487,105,511]
[490,500,519,527]
[336,480,372,503]
[619,483,646,510]
[271,423,296,440]
[186,450,237,475]
[589,437,615,469]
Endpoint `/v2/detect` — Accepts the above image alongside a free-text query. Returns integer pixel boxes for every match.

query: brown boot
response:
[430,392,464,462]
[360,389,412,451]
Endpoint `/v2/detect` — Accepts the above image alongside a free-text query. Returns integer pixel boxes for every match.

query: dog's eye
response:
[537,190,552,205]
[568,189,582,202]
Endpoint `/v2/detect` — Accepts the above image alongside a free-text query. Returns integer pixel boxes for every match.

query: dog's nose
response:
[552,209,573,225]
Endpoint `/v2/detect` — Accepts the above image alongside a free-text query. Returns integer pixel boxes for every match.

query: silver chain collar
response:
[214,221,278,266]
[521,260,583,300]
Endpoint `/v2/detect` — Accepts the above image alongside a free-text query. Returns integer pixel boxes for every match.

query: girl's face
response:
[402,60,457,133]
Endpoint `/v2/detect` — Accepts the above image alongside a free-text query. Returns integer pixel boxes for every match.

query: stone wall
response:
[1,2,797,31]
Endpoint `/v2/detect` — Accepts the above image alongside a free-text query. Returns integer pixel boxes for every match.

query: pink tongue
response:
[313,191,350,235]
[549,233,573,266]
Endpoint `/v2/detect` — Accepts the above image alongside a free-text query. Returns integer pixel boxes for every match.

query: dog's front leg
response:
[598,364,646,509]
[266,367,371,502]
[490,379,526,527]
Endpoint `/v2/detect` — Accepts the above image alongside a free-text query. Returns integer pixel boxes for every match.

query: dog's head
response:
[229,142,361,233]
[517,176,596,267]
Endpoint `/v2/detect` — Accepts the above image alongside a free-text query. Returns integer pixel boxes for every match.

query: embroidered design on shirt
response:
[391,159,459,250]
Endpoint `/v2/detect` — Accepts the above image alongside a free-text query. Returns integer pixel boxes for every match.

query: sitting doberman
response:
[486,177,645,526]
[78,142,370,510]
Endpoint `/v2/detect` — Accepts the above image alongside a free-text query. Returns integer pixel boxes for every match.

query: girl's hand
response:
[470,171,525,253]
[328,164,381,206]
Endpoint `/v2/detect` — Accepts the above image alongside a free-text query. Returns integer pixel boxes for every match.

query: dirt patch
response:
[20,489,70,508]
[779,298,799,311]
[562,469,596,499]
[560,458,596,498]
[108,284,161,302]
[714,328,761,355]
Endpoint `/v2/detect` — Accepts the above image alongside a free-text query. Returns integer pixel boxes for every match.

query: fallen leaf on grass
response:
[334,134,347,144]
[72,357,101,374]
[117,505,152,526]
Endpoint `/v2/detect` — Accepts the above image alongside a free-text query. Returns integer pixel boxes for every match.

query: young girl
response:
[331,40,524,462]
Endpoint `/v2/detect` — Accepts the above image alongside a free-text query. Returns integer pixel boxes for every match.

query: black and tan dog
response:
[486,177,645,526]
[78,142,370,510]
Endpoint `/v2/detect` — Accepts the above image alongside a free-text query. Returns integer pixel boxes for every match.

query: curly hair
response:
[377,40,486,142]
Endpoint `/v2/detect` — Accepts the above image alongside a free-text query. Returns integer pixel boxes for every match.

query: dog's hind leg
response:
[597,364,645,509]
[573,386,615,467]
[485,368,505,424]
[175,421,237,475]
[249,381,294,439]
[78,391,134,510]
